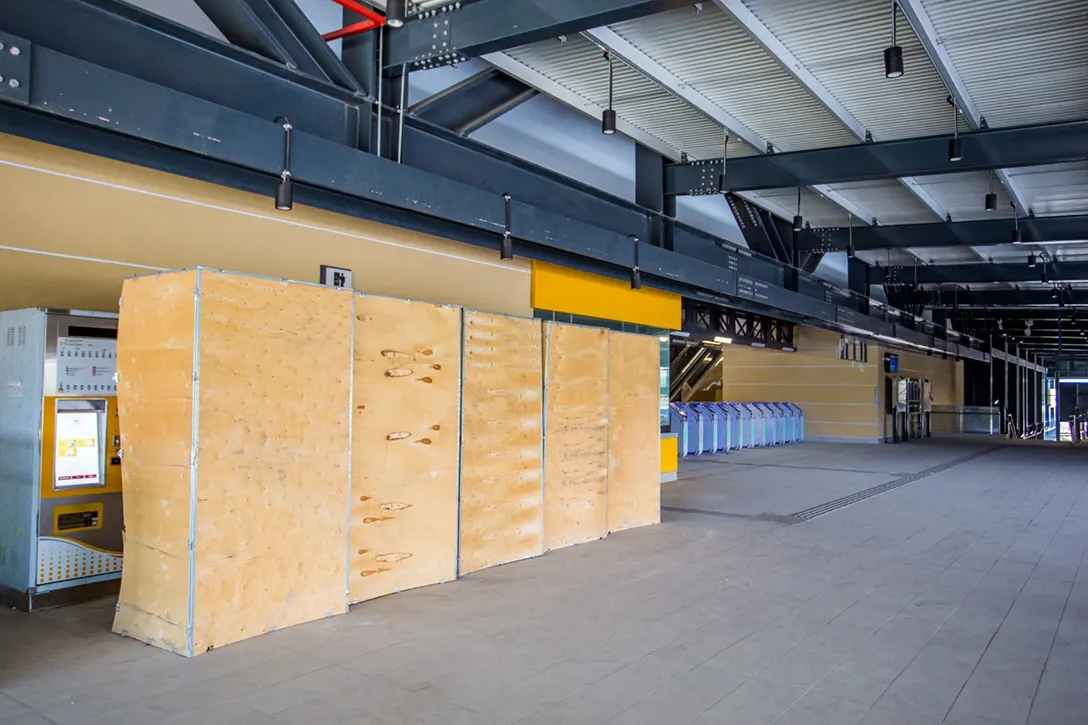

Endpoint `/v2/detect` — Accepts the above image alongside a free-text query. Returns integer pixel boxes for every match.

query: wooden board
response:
[607,332,661,533]
[543,323,609,551]
[349,295,460,603]
[191,271,352,654]
[112,271,197,654]
[459,312,543,574]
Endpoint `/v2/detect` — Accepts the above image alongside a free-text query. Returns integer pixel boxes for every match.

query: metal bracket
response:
[0,32,31,104]
[398,5,469,71]
[688,160,723,196]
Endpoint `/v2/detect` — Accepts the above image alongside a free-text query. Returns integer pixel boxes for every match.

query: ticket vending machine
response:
[0,309,122,610]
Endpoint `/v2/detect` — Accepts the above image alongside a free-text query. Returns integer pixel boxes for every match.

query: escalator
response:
[669,343,722,402]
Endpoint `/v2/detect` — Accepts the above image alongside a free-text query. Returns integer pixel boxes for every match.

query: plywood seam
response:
[455,306,466,578]
[541,324,550,557]
[344,294,355,608]
[185,269,202,658]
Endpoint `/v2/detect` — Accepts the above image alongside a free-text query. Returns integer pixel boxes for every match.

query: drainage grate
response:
[664,446,999,525]
[789,446,1000,522]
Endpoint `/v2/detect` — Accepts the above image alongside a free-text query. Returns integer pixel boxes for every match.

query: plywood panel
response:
[607,332,660,533]
[350,295,460,603]
[544,323,609,551]
[459,312,543,574]
[191,271,352,654]
[113,271,197,654]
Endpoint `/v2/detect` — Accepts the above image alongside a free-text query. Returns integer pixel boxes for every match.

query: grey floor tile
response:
[947,682,1033,725]
[691,678,806,724]
[773,692,870,725]
[160,700,283,725]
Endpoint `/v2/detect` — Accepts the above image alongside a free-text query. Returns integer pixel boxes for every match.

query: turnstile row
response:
[669,402,804,456]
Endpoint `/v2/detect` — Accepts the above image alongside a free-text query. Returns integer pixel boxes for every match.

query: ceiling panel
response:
[609,6,859,152]
[742,0,954,140]
[1004,162,1088,216]
[921,0,1088,128]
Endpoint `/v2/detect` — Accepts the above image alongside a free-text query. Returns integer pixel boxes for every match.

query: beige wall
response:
[877,347,965,438]
[0,134,531,315]
[720,326,882,442]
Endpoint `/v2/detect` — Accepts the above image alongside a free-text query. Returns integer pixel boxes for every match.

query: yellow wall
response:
[0,134,531,315]
[877,346,964,438]
[530,260,681,329]
[719,326,882,441]
[660,436,678,475]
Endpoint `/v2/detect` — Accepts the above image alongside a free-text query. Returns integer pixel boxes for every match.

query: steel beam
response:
[385,0,693,69]
[875,261,1088,285]
[409,68,537,135]
[712,0,946,221]
[929,289,1088,308]
[194,0,361,90]
[796,215,1088,252]
[582,25,879,229]
[896,0,1030,216]
[666,121,1088,195]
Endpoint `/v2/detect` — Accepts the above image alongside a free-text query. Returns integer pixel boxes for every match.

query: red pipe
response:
[323,0,386,40]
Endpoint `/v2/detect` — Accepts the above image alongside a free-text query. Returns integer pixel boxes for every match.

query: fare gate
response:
[667,401,804,456]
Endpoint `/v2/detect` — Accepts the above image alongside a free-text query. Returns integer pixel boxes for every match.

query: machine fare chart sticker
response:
[56,337,117,394]
[55,412,102,487]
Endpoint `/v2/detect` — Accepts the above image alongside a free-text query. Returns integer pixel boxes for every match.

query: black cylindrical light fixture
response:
[1041,266,1048,284]
[793,188,803,232]
[385,0,406,28]
[884,45,904,79]
[602,52,616,135]
[1028,252,1036,268]
[602,108,617,135]
[884,2,904,78]
[948,96,963,162]
[274,115,293,211]
[948,136,963,163]
[984,170,996,211]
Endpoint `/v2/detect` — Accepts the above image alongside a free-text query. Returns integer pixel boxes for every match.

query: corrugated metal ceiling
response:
[742,0,953,140]
[504,35,750,160]
[921,0,1088,128]
[610,6,859,152]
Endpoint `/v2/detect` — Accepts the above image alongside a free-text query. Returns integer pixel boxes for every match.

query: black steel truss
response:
[667,120,1088,196]
[408,68,537,135]
[874,261,1088,286]
[683,302,795,350]
[797,215,1088,252]
[385,0,694,69]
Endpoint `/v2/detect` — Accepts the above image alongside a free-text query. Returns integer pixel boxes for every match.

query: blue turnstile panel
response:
[670,401,804,455]
[669,403,692,457]
[694,403,727,453]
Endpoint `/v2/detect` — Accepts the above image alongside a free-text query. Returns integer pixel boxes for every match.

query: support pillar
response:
[635,145,674,250]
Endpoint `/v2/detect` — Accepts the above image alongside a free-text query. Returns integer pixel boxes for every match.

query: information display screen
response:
[54,411,103,488]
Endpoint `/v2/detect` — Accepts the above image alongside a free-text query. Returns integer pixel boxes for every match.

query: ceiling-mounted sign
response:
[320,265,352,289]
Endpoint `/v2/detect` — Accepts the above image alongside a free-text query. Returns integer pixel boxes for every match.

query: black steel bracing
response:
[682,302,795,350]
[666,120,1088,196]
[795,214,1088,252]
[385,0,694,69]
[409,68,537,135]
[873,261,1088,286]
[194,0,361,90]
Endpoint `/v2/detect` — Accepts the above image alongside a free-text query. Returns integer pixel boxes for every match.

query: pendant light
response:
[984,170,997,211]
[274,115,293,211]
[718,131,729,193]
[1041,265,1048,284]
[847,212,855,258]
[949,96,963,162]
[602,52,617,135]
[1011,202,1022,243]
[793,188,803,232]
[884,2,904,78]
[385,0,406,28]
[1027,252,1036,268]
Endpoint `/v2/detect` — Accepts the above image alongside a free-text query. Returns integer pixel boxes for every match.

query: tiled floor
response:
[2,441,1087,725]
